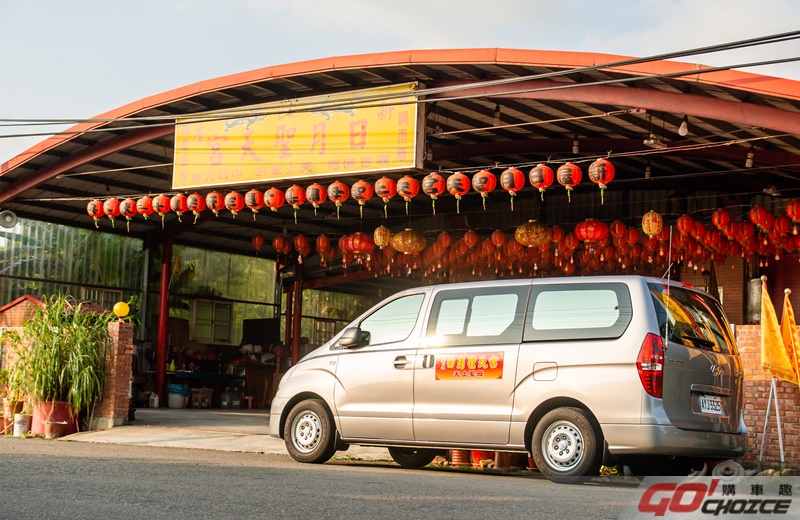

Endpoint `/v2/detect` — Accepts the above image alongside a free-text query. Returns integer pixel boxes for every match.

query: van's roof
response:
[387,274,701,297]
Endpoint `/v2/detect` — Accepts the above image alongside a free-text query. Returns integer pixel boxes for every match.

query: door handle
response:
[393,356,411,369]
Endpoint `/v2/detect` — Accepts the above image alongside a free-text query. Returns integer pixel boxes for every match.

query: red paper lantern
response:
[739,220,756,242]
[774,215,791,236]
[722,220,741,241]
[463,229,479,248]
[529,164,554,201]
[119,198,137,232]
[224,191,245,218]
[471,169,496,211]
[205,190,225,217]
[422,172,446,215]
[294,234,312,263]
[375,176,396,218]
[87,199,105,228]
[252,233,265,251]
[152,194,171,229]
[170,193,189,222]
[136,195,154,220]
[305,183,327,215]
[588,158,615,204]
[272,235,291,254]
[245,189,265,220]
[676,214,694,235]
[785,199,800,234]
[749,204,769,228]
[397,175,419,201]
[575,219,609,243]
[500,167,525,211]
[103,198,121,228]
[327,181,349,219]
[186,192,206,223]
[446,172,471,213]
[556,162,582,202]
[316,234,331,253]
[625,227,641,245]
[285,185,306,223]
[710,208,730,230]
[609,220,626,238]
[347,232,375,256]
[437,231,452,248]
[351,180,374,218]
[690,221,707,241]
[551,224,565,243]
[265,187,285,212]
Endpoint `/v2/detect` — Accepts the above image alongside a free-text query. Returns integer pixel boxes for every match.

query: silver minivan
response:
[269,275,746,483]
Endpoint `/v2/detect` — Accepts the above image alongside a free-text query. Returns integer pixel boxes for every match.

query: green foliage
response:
[8,294,115,419]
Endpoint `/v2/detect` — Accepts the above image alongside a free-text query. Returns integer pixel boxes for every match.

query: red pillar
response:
[156,237,172,402]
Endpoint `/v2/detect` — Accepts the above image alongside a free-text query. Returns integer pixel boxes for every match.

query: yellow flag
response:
[761,279,798,384]
[780,289,800,385]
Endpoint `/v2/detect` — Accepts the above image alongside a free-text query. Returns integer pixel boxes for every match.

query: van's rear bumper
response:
[603,424,747,458]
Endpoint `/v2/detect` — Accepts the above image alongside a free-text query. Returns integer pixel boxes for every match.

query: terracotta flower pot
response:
[471,450,496,467]
[44,420,68,439]
[449,450,471,467]
[32,402,79,436]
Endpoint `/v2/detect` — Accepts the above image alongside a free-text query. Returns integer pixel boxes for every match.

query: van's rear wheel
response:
[532,407,602,484]
[388,447,441,468]
[284,399,337,463]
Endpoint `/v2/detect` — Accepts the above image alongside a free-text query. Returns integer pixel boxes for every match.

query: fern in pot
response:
[9,294,116,434]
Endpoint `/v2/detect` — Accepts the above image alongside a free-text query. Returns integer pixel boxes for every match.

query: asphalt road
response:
[0,437,640,519]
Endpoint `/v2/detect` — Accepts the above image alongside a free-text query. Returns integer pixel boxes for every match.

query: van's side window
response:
[359,293,425,346]
[523,283,632,341]
[426,286,529,347]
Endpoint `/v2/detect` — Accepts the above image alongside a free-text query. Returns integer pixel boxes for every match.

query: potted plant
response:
[7,294,116,435]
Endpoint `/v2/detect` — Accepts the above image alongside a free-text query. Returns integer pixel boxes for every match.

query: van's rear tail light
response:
[637,333,664,398]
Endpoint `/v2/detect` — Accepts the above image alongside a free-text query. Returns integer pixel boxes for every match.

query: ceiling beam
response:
[0,125,174,205]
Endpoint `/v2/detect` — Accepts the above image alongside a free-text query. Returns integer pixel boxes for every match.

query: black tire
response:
[283,399,337,464]
[388,447,441,468]
[531,407,603,484]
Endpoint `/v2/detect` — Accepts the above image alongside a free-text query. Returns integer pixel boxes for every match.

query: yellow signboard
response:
[173,83,423,190]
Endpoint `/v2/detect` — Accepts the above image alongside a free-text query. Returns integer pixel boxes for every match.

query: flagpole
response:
[757,377,774,471]
[772,376,786,469]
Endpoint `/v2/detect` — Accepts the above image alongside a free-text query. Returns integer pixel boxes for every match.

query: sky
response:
[2,0,800,165]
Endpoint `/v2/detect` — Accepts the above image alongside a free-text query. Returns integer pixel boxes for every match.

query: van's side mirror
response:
[339,327,370,348]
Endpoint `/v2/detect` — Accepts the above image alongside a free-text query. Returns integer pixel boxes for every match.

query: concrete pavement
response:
[64,407,393,461]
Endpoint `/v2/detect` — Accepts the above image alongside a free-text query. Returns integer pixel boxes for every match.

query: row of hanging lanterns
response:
[254,205,800,283]
[86,159,620,230]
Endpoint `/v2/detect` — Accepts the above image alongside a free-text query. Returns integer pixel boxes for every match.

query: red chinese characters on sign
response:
[435,352,504,380]
[350,119,368,149]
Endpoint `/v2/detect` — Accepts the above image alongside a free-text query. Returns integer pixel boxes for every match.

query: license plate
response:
[699,394,723,415]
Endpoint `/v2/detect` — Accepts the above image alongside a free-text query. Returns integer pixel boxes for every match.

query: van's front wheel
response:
[284,399,337,463]
[532,407,602,484]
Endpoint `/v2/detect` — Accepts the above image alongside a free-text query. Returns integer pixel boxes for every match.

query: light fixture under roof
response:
[643,133,668,150]
[763,186,781,197]
[678,115,689,137]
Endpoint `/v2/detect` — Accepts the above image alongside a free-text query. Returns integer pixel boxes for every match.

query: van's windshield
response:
[648,283,738,355]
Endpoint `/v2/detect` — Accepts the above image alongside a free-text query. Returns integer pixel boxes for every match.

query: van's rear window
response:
[648,283,737,355]
[523,282,632,341]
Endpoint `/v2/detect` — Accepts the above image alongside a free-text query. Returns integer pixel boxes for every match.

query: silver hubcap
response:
[291,410,322,453]
[541,420,584,471]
